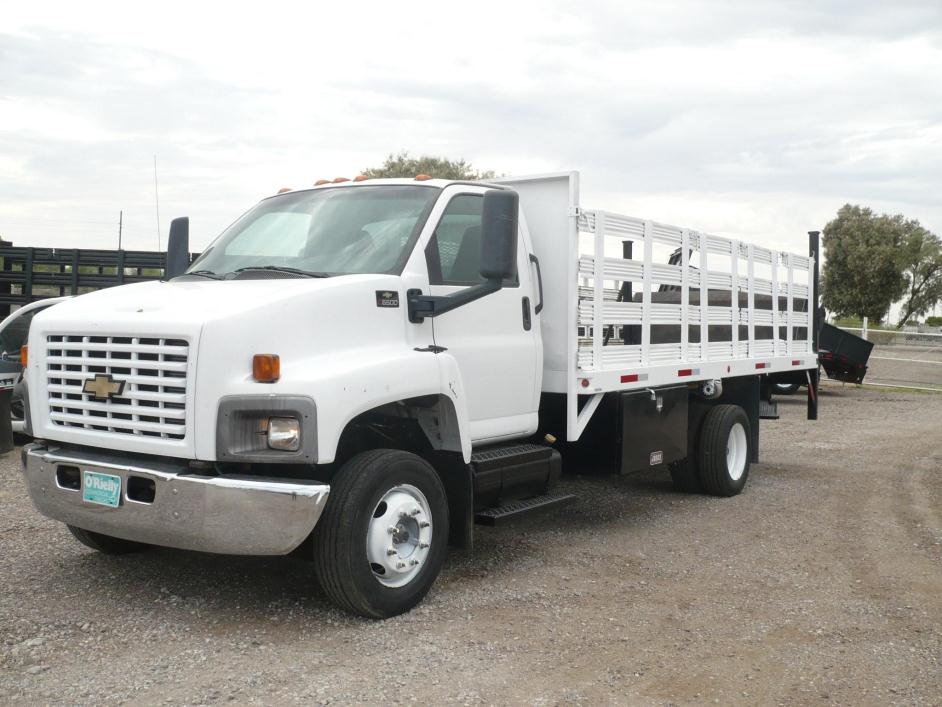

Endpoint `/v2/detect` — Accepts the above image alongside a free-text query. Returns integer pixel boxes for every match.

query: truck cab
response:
[21,178,555,618]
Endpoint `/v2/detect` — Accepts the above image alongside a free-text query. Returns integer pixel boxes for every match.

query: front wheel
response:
[312,449,449,618]
[773,383,801,395]
[67,525,151,554]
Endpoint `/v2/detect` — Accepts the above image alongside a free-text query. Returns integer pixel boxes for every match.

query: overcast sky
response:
[1,0,940,258]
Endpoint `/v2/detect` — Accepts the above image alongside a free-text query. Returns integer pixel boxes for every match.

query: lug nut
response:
[410,559,419,566]
[410,508,420,516]
[419,542,429,549]
[387,526,397,534]
[386,548,397,556]
[396,561,406,569]
[419,521,430,528]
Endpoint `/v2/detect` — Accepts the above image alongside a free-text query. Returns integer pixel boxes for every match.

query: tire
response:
[312,449,449,619]
[67,525,151,554]
[669,457,701,493]
[697,404,751,497]
[773,383,800,395]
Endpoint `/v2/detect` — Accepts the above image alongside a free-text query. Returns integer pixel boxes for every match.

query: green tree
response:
[820,204,910,322]
[896,225,942,328]
[362,152,496,180]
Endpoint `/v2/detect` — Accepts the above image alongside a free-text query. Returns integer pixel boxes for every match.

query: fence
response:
[833,326,942,392]
[0,244,196,318]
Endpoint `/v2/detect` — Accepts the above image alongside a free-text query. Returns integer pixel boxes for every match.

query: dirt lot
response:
[1,386,940,705]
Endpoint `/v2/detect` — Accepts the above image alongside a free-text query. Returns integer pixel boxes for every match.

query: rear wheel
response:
[697,404,751,497]
[67,525,151,554]
[312,449,448,619]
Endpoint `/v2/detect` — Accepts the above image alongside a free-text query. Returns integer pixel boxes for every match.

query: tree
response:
[362,152,496,180]
[897,225,942,328]
[820,205,910,322]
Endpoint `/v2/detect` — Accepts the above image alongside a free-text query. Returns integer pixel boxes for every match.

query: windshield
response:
[188,185,439,277]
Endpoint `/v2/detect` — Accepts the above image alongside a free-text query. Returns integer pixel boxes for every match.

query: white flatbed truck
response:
[20,172,820,618]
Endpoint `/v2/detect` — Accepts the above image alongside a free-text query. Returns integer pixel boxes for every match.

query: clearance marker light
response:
[353,175,369,182]
[314,179,330,186]
[620,374,639,383]
[277,187,292,194]
[414,174,433,181]
[332,177,350,183]
[20,345,27,367]
[253,354,281,383]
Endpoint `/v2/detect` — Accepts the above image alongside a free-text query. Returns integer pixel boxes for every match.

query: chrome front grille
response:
[46,335,189,440]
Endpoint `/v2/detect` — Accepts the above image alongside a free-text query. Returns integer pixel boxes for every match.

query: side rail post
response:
[807,230,820,421]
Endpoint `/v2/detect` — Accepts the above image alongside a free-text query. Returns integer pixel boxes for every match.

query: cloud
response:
[0,0,940,256]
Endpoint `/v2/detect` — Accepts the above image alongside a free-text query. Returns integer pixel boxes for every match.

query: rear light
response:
[20,345,27,367]
[252,354,280,383]
[620,374,639,383]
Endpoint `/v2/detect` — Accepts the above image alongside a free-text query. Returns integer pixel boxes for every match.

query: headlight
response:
[267,417,300,451]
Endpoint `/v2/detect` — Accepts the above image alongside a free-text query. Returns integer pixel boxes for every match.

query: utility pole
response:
[154,155,161,252]
[118,210,123,250]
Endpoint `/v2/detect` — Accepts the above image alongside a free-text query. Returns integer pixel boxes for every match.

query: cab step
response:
[473,491,576,526]
[759,399,779,419]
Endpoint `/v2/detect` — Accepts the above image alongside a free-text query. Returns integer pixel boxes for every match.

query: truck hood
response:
[34,275,395,329]
[27,272,420,460]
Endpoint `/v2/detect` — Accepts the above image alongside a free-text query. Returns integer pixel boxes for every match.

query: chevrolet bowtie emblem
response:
[83,374,125,401]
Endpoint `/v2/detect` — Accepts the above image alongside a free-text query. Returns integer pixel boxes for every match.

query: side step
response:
[474,491,576,526]
[759,399,779,419]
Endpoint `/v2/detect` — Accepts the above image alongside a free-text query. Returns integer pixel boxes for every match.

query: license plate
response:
[83,471,121,508]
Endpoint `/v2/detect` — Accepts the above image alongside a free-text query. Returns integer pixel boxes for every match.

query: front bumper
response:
[21,443,330,555]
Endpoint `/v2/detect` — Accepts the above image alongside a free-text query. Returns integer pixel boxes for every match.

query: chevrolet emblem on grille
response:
[83,374,125,401]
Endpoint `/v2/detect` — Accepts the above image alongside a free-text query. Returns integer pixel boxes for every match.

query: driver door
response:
[424,191,539,443]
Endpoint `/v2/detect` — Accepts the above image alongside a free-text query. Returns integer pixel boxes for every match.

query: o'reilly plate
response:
[83,471,121,508]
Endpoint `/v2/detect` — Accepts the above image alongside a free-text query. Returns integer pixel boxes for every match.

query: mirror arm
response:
[407,279,502,324]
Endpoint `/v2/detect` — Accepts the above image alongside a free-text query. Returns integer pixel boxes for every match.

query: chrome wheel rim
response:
[366,484,433,588]
[726,422,748,481]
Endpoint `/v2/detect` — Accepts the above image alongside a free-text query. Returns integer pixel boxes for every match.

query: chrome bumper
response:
[21,443,330,555]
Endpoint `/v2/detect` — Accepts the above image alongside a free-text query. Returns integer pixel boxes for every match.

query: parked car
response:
[0,297,71,434]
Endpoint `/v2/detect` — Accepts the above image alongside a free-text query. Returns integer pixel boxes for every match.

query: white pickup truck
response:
[20,172,820,618]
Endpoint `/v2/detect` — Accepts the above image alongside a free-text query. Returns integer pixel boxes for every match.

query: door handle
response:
[528,254,544,314]
[522,297,532,331]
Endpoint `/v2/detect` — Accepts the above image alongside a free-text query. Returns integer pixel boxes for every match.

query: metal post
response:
[862,316,868,340]
[807,230,820,421]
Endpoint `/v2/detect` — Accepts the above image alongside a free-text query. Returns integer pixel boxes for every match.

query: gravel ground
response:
[1,385,941,705]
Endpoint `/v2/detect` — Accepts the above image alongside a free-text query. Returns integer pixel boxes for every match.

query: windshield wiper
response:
[228,266,332,278]
[181,269,223,280]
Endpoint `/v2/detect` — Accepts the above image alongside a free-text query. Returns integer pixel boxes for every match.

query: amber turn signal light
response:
[252,354,280,383]
[20,345,27,367]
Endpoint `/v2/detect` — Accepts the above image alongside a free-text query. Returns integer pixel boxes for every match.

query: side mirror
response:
[480,190,519,281]
[165,217,190,279]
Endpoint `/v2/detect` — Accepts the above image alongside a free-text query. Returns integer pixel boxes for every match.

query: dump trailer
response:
[818,322,874,384]
[20,172,820,618]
